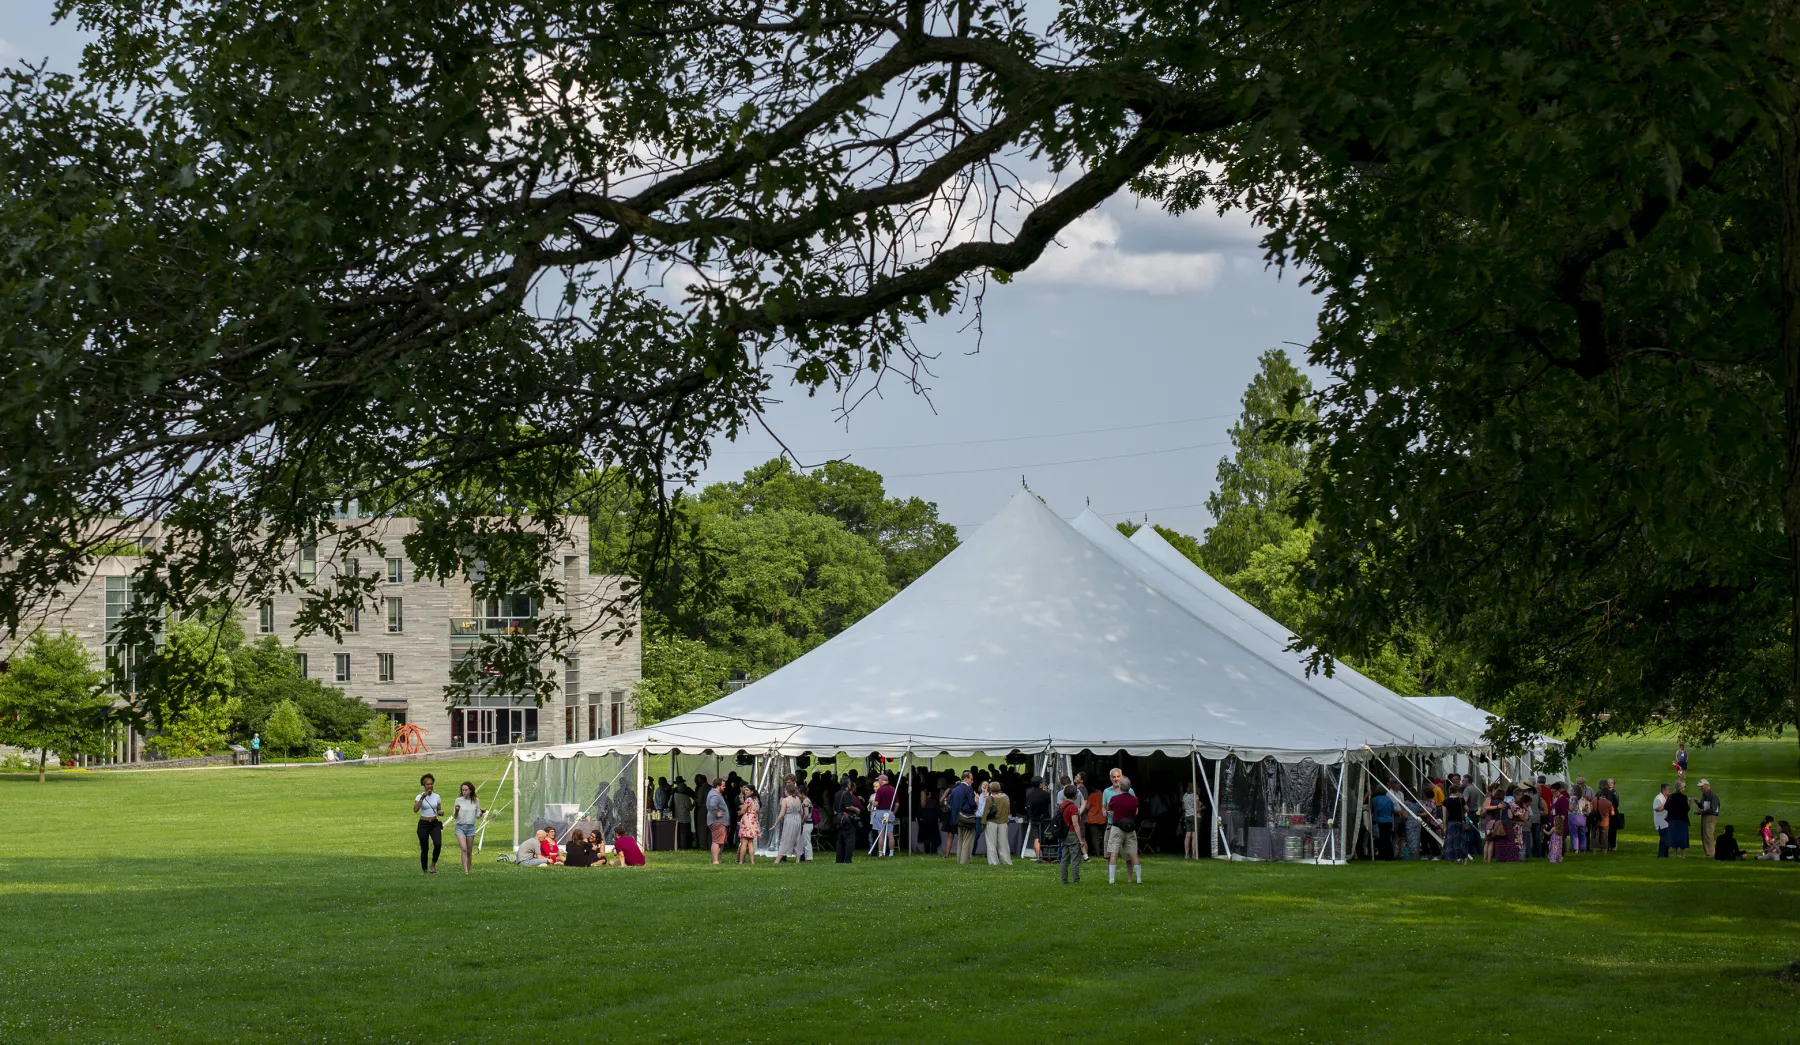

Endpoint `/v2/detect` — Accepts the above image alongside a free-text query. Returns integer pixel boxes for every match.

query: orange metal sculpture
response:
[389,723,430,756]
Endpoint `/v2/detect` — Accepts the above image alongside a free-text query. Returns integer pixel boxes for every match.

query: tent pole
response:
[1189,745,1199,860]
[479,756,513,853]
[1327,753,1348,865]
[1365,749,1445,850]
[512,751,521,850]
[903,748,911,855]
[1201,753,1230,860]
[634,747,646,844]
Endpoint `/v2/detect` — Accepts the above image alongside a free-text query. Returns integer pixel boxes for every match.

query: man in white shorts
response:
[1105,775,1142,885]
[870,773,898,857]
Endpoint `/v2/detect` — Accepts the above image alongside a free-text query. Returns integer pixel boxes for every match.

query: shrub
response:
[262,699,314,755]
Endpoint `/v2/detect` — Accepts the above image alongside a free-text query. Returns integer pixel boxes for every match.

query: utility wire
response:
[708,413,1235,457]
[1099,501,1212,517]
[886,440,1229,479]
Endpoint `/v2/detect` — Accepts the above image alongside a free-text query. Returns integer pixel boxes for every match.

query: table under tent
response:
[512,493,1492,864]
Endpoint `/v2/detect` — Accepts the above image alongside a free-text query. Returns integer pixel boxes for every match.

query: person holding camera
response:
[412,773,443,875]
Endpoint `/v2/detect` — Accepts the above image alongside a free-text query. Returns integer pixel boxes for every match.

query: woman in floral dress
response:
[736,786,761,865]
[1547,783,1569,863]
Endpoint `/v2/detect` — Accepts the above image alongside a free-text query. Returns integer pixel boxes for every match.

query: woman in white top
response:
[1181,781,1201,859]
[451,781,483,874]
[413,773,443,875]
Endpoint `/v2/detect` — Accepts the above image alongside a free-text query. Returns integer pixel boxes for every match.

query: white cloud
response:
[1019,210,1225,295]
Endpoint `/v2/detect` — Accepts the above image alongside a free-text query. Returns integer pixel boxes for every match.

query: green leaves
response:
[0,632,115,779]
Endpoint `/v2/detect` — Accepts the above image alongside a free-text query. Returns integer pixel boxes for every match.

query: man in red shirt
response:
[612,831,646,866]
[871,773,898,857]
[1106,775,1142,885]
[1058,786,1083,884]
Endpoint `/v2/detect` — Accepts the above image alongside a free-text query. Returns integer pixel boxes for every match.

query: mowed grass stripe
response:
[1,739,1797,1043]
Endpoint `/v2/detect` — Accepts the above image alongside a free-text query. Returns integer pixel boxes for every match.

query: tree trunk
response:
[1781,84,1800,768]
[37,748,46,783]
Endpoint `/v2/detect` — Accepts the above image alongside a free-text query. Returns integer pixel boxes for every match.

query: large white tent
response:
[1067,511,1478,752]
[1406,695,1567,782]
[511,493,1481,862]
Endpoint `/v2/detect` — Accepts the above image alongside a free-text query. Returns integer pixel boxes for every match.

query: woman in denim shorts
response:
[450,781,483,875]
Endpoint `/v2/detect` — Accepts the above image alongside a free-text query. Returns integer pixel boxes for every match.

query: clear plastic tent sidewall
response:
[514,751,643,849]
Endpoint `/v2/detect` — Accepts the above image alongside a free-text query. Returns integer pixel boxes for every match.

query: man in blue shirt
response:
[945,771,978,864]
[1371,785,1397,860]
[1101,767,1136,825]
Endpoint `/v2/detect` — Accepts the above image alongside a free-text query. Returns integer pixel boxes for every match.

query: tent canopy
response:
[524,493,1474,765]
[1405,696,1564,754]
[1068,511,1477,750]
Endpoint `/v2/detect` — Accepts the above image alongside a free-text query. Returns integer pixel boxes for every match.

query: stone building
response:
[2,516,640,761]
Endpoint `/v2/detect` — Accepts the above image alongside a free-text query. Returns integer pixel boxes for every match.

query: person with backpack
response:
[946,770,979,864]
[832,776,863,864]
[1106,775,1142,885]
[1054,785,1083,883]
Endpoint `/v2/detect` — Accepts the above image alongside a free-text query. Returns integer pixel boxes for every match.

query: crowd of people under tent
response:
[411,745,1800,875]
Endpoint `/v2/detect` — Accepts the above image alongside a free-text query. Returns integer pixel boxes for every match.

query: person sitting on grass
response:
[564,829,600,868]
[1781,821,1800,862]
[1714,825,1746,861]
[612,831,646,867]
[540,830,563,866]
[515,829,550,867]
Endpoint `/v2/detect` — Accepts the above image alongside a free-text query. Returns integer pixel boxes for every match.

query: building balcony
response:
[449,616,537,638]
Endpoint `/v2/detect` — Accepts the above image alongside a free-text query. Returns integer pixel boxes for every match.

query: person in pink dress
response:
[736,787,761,865]
[1547,783,1570,863]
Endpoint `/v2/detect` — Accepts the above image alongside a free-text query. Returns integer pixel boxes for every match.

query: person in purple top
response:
[871,773,898,857]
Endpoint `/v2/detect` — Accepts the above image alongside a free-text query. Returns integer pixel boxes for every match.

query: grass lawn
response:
[3,737,1799,1043]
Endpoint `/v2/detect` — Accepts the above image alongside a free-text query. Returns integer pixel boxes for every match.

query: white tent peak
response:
[526,491,1466,764]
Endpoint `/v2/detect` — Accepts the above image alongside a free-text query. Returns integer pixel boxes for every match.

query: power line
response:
[885,440,1230,479]
[1099,501,1212,518]
[708,412,1236,457]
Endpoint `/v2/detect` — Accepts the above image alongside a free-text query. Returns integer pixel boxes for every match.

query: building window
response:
[385,597,403,633]
[103,575,147,688]
[334,653,350,682]
[258,600,274,634]
[587,699,598,741]
[297,652,309,678]
[386,557,404,584]
[377,653,394,683]
[348,557,360,578]
[298,543,317,584]
[564,656,580,703]
[349,605,360,633]
[610,690,624,736]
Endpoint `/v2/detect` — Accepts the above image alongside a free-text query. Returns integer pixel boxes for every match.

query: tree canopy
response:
[4,0,1799,753]
[0,631,115,780]
[619,459,953,723]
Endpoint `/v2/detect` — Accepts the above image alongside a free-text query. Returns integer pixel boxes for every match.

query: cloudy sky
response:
[6,5,1322,539]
